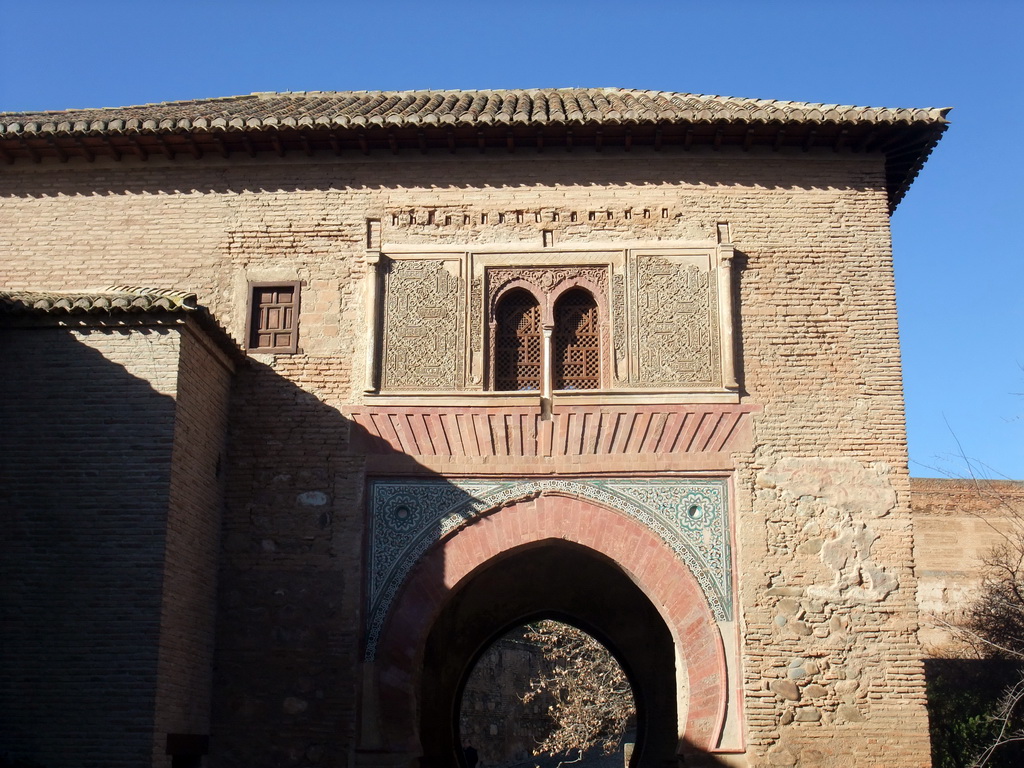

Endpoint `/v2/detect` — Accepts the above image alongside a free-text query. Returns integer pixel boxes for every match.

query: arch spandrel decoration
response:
[365,477,731,660]
[486,265,610,313]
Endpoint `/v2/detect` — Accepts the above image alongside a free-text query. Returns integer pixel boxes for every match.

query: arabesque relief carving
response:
[381,258,465,389]
[633,256,720,387]
[611,273,626,381]
[469,276,483,353]
[486,265,609,313]
[365,476,731,658]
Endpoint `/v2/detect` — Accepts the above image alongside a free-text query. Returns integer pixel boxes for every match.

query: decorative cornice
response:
[348,403,758,460]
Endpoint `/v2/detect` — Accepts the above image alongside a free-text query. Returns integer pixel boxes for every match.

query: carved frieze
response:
[611,273,626,382]
[633,255,720,387]
[380,258,465,390]
[486,265,609,314]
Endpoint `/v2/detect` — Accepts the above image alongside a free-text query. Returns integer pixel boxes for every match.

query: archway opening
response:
[419,540,678,768]
[459,619,637,768]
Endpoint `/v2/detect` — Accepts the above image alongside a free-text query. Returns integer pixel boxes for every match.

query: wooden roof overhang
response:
[0,112,947,212]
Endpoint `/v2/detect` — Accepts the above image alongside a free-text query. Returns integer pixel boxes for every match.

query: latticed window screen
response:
[248,284,299,352]
[494,291,542,391]
[554,289,600,390]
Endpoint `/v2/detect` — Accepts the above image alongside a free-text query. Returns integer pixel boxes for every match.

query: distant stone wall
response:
[911,477,1024,654]
[460,632,634,768]
[460,635,549,768]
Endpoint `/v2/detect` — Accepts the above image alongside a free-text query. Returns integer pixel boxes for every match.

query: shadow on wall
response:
[0,327,180,768]
[216,359,737,768]
[214,359,500,766]
[211,357,367,766]
[0,336,736,768]
[0,153,880,200]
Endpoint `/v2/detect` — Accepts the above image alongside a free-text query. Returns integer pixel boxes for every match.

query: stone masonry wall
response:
[911,477,1024,654]
[459,634,551,768]
[211,356,359,766]
[0,326,180,768]
[0,147,929,766]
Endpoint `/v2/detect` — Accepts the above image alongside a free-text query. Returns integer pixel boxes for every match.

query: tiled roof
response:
[0,89,950,211]
[0,88,949,136]
[1,287,243,361]
[0,287,199,315]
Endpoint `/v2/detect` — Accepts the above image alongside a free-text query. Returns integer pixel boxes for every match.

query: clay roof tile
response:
[0,88,950,210]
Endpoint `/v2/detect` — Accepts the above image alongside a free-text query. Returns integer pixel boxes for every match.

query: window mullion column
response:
[541,324,554,409]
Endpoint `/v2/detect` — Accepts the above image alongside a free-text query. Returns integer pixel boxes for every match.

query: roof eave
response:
[0,116,948,211]
[0,290,243,363]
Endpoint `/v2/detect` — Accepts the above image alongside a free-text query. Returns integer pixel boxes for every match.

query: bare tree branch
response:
[520,621,634,760]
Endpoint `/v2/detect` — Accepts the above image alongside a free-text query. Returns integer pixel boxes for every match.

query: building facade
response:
[0,89,949,767]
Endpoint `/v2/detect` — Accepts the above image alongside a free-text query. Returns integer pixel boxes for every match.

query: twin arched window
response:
[493,288,600,392]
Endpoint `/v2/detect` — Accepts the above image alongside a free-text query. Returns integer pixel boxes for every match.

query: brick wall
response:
[0,326,179,768]
[911,477,1024,654]
[0,320,233,768]
[1,147,931,766]
[153,325,234,764]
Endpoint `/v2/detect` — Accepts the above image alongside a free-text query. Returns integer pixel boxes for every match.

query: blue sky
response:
[2,0,1021,478]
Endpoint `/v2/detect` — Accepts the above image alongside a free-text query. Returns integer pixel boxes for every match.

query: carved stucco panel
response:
[469,276,483,353]
[611,272,627,382]
[632,255,720,387]
[381,258,465,390]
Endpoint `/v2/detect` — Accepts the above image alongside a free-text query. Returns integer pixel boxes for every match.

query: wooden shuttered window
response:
[247,282,300,353]
[494,290,542,391]
[553,289,600,390]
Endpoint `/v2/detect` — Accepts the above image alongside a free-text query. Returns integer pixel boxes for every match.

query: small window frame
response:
[245,281,301,354]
